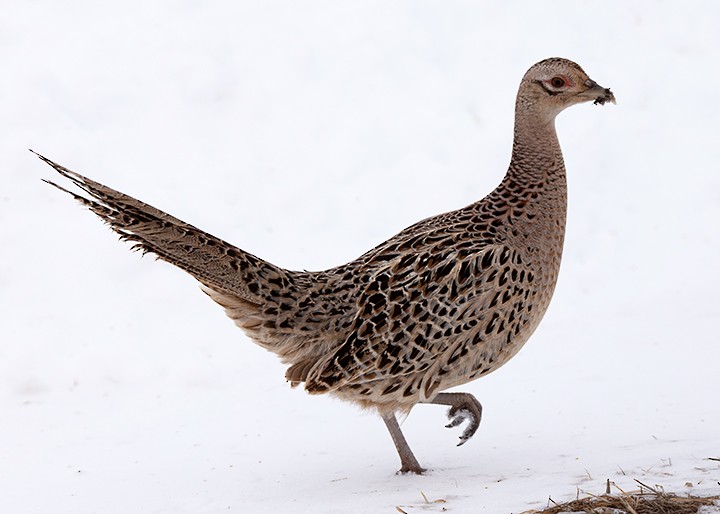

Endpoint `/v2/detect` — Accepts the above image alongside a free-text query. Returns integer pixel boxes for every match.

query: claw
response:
[445,408,478,446]
[423,392,484,447]
[457,425,475,446]
[445,400,482,445]
[445,407,470,429]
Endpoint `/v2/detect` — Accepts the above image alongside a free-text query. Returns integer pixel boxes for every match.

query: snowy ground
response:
[2,1,719,513]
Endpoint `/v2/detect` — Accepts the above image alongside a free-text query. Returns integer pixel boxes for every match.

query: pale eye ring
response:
[550,76,567,88]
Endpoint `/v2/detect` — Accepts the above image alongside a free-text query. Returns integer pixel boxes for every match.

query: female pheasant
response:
[39,57,614,474]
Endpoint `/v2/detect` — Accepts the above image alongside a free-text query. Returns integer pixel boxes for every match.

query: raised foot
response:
[429,392,483,446]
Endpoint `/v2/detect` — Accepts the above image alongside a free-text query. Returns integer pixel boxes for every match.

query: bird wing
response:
[304,232,536,400]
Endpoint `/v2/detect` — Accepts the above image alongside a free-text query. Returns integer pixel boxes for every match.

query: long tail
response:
[37,151,354,372]
[36,150,299,303]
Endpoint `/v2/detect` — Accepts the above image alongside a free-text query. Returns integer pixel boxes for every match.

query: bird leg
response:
[424,392,483,446]
[381,412,426,474]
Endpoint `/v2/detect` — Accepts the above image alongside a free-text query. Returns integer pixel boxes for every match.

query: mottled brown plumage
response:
[39,57,614,474]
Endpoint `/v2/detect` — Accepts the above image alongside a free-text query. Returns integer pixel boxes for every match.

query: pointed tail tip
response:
[31,151,76,179]
[33,150,59,184]
[30,148,53,166]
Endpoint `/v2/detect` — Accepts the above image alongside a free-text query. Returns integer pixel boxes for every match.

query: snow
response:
[1,1,719,512]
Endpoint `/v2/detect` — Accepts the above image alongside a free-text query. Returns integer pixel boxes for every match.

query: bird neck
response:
[507,110,566,187]
[499,107,568,288]
[494,105,568,250]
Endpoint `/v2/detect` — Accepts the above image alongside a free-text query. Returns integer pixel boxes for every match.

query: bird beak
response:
[580,79,616,105]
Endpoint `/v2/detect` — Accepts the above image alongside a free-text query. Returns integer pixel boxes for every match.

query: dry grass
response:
[524,480,720,514]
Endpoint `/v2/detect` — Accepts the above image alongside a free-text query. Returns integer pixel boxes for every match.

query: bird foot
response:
[445,405,479,446]
[397,463,427,475]
[426,392,483,446]
[382,412,427,475]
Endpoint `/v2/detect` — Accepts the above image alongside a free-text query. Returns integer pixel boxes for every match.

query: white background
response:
[1,1,718,512]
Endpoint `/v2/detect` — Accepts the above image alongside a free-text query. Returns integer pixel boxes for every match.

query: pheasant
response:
[38,57,614,474]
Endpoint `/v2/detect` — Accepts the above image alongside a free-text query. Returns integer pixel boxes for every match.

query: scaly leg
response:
[424,392,483,446]
[381,412,426,474]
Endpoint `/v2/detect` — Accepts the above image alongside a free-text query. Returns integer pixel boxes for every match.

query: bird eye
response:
[550,76,567,88]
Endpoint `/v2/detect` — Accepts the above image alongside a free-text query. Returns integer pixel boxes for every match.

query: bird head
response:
[517,57,615,120]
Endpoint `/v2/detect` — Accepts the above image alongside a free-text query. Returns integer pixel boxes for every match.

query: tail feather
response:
[36,151,297,305]
[37,151,356,373]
